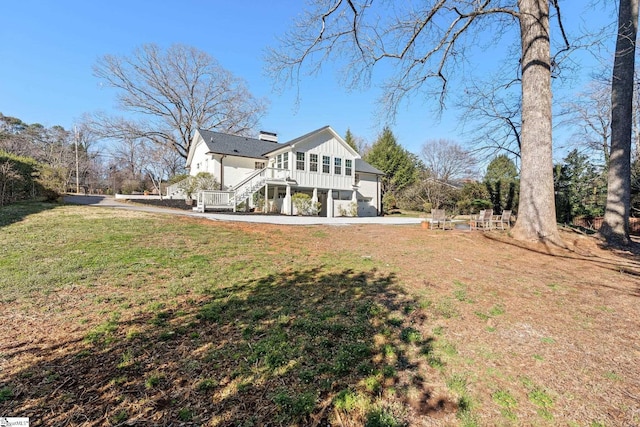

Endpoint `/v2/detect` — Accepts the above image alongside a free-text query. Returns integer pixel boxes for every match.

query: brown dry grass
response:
[1,206,639,426]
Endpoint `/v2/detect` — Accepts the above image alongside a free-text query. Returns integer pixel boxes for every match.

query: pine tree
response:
[364,127,417,210]
[344,128,358,152]
[483,155,519,213]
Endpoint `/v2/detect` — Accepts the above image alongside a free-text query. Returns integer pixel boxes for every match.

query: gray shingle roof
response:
[355,159,384,175]
[198,129,280,159]
[196,128,384,176]
[262,125,332,155]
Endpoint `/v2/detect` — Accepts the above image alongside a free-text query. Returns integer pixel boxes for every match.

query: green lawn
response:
[1,202,638,426]
[0,203,442,426]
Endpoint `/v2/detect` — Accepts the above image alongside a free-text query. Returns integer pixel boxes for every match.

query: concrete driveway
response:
[64,195,423,226]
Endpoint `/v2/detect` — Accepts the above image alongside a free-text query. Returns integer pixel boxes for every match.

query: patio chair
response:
[429,209,452,230]
[470,209,493,230]
[492,210,512,230]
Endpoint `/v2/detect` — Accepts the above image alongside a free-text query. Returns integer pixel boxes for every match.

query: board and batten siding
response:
[290,134,357,191]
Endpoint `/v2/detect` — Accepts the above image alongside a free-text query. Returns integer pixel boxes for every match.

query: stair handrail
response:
[231,168,266,191]
[165,177,189,198]
[230,167,293,206]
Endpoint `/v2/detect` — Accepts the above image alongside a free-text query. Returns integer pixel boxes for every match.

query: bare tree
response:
[268,0,569,244]
[0,161,21,206]
[110,138,145,187]
[141,141,184,198]
[420,139,477,182]
[402,170,459,211]
[93,44,268,159]
[458,76,522,159]
[74,123,105,194]
[560,81,611,165]
[601,0,639,246]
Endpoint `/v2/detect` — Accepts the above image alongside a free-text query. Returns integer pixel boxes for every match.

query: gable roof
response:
[265,125,360,158]
[196,129,281,159]
[188,127,383,176]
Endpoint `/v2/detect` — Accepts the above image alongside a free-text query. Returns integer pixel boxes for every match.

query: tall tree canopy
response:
[269,0,569,244]
[364,127,417,205]
[484,154,519,213]
[554,149,604,223]
[93,44,268,160]
[0,113,99,198]
[344,129,358,152]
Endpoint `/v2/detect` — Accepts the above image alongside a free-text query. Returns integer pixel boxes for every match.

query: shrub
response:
[338,201,358,217]
[168,173,188,185]
[0,151,59,205]
[292,193,320,215]
[382,193,397,211]
[120,179,143,195]
[253,192,265,211]
[177,172,220,199]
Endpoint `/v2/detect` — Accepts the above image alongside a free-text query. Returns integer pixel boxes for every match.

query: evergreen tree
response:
[364,127,417,211]
[344,128,358,152]
[483,155,519,213]
[456,181,491,214]
[554,149,605,223]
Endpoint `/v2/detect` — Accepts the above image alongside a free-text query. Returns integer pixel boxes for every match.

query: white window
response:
[276,153,288,169]
[345,159,352,176]
[322,156,330,173]
[296,152,305,171]
[334,157,342,175]
[310,154,318,172]
[255,161,265,169]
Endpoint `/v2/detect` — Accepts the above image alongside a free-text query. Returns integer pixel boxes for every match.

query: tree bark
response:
[601,0,638,246]
[511,0,563,245]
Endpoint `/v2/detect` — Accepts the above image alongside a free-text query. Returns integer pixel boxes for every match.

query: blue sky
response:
[0,1,616,158]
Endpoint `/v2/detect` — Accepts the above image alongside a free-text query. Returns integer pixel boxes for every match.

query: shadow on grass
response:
[0,268,456,426]
[0,201,59,228]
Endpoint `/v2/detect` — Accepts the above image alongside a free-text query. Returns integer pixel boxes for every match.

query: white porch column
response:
[272,186,278,214]
[327,189,333,218]
[284,185,292,215]
[351,190,358,217]
[264,183,268,213]
[311,188,319,216]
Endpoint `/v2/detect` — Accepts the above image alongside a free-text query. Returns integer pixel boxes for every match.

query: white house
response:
[184,126,384,217]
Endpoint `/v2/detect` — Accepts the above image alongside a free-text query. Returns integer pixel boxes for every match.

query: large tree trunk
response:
[601,0,638,246]
[511,0,563,245]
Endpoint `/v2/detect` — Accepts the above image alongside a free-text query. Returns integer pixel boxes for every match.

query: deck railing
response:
[195,190,235,212]
[193,168,291,212]
[231,167,290,204]
[165,179,187,199]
